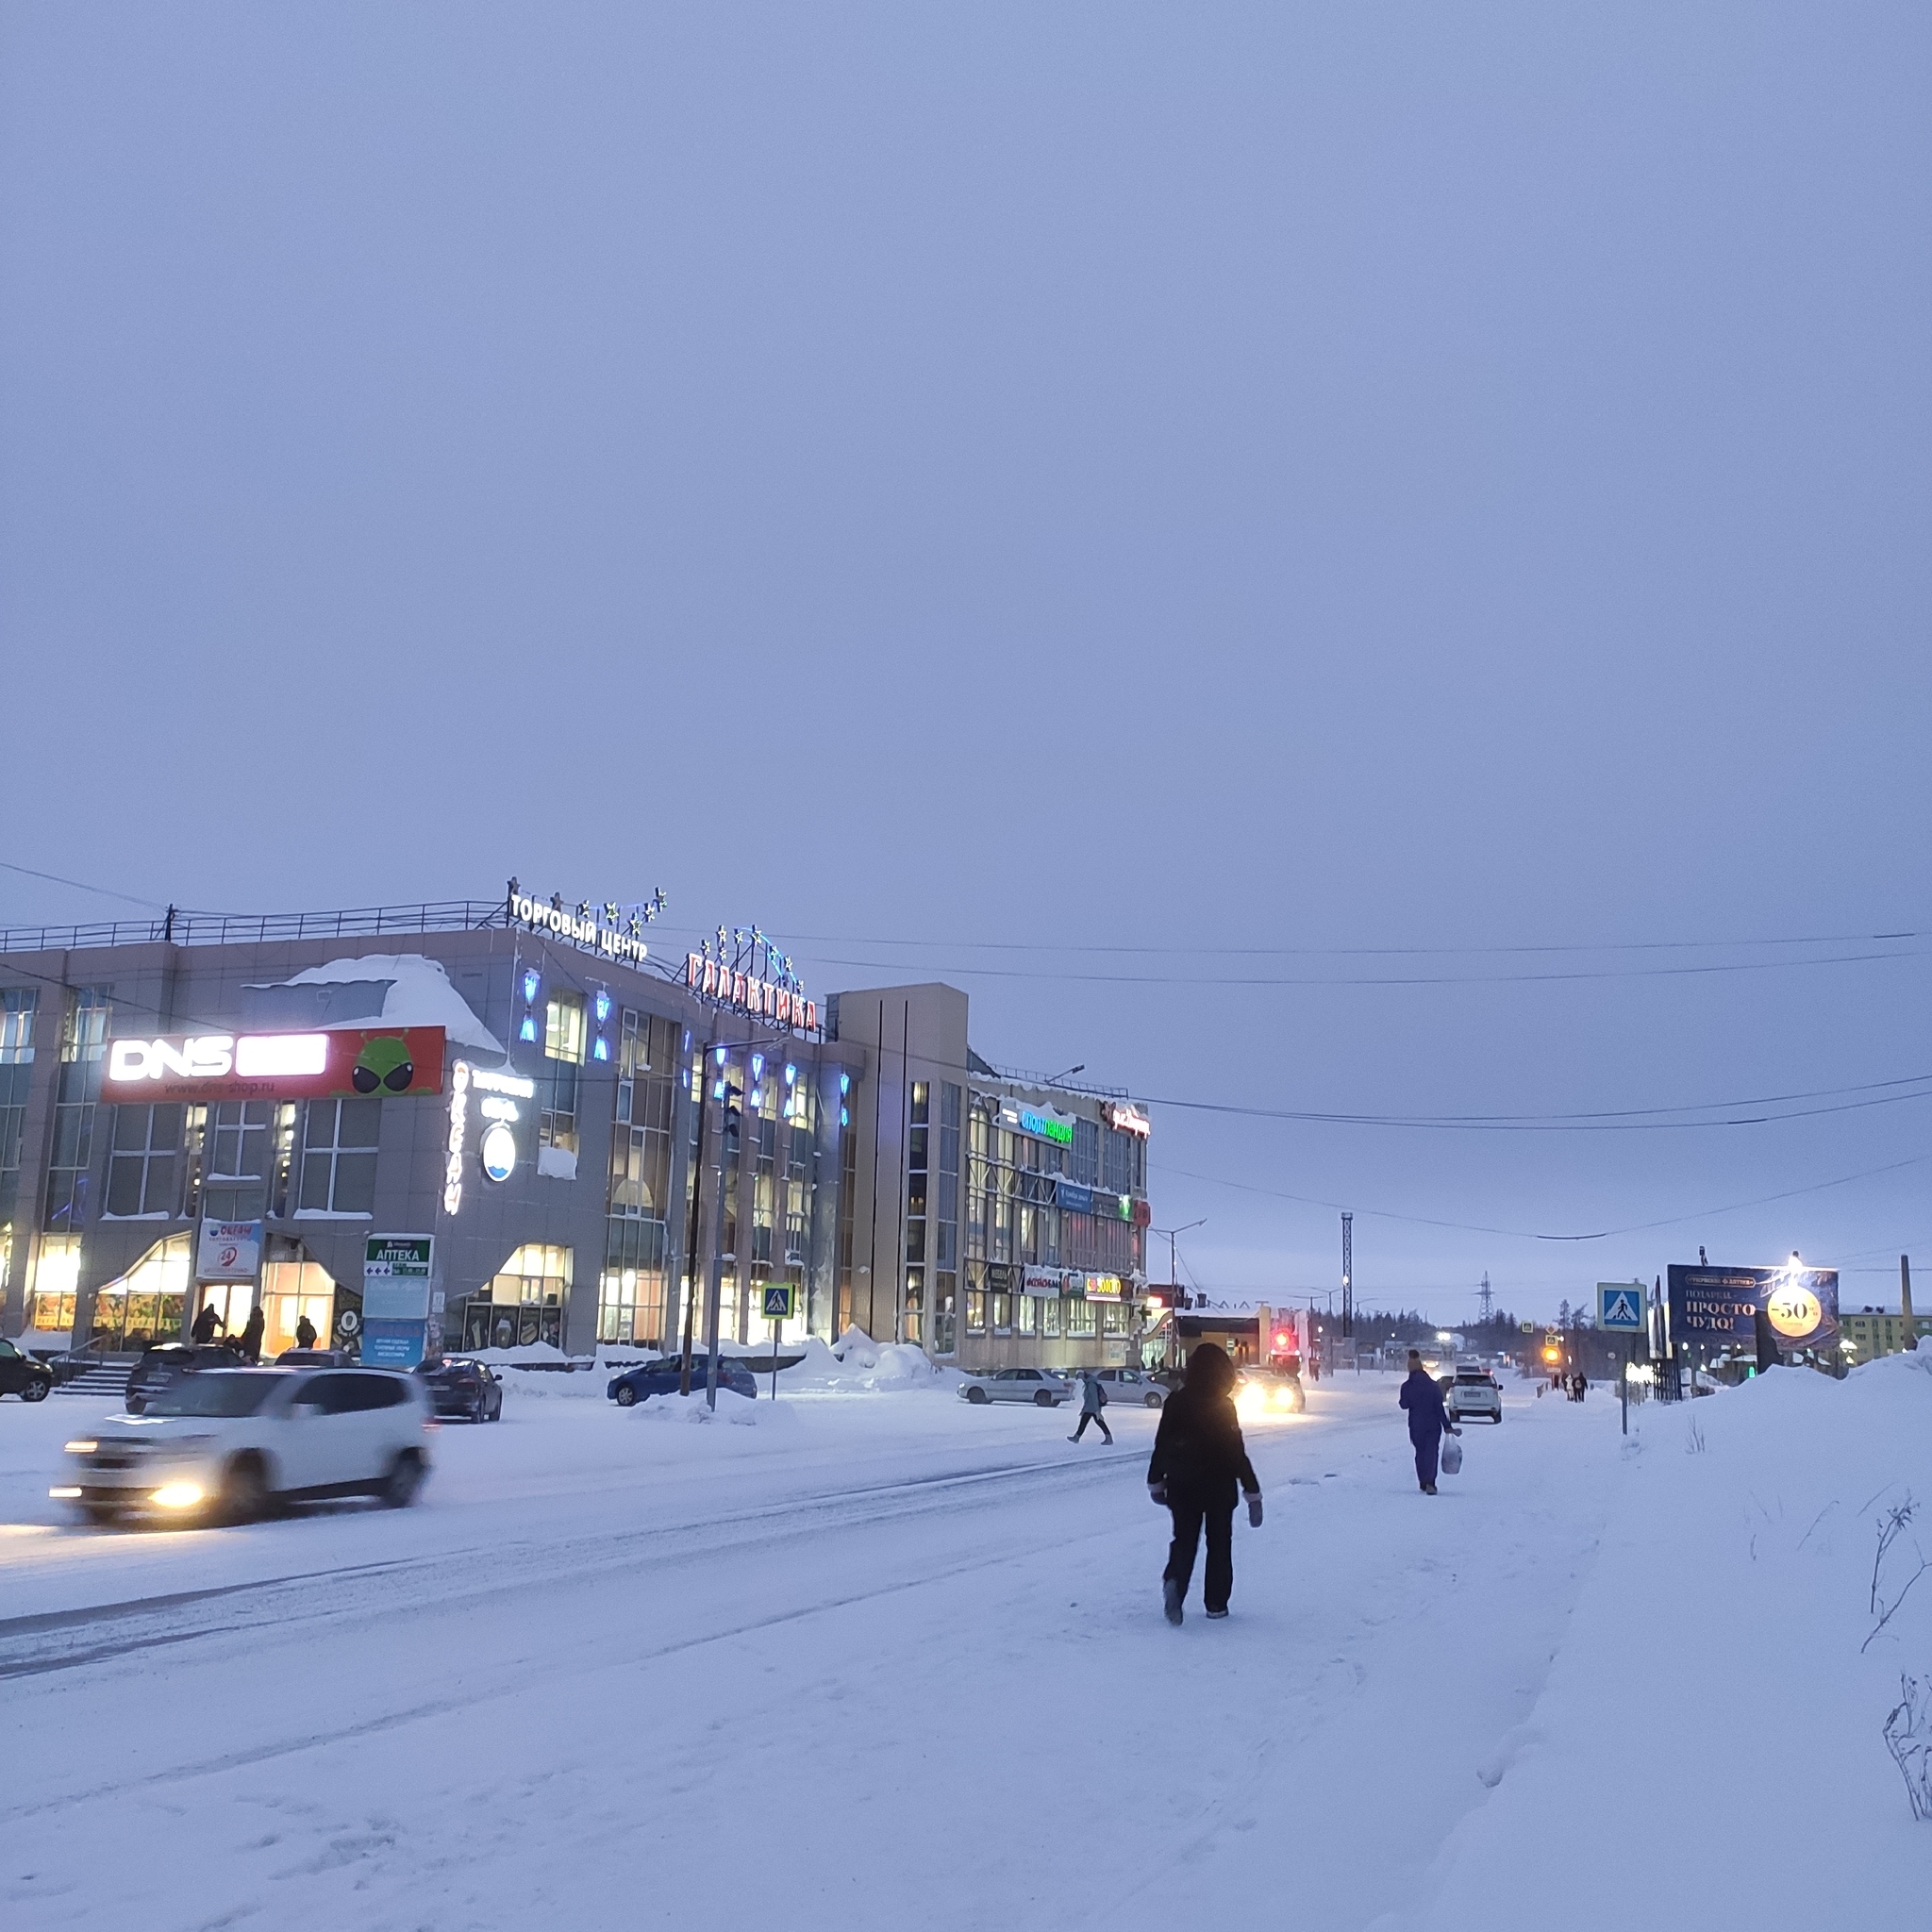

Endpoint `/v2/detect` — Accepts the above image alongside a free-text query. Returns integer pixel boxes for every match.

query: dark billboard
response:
[1667,1263,1840,1356]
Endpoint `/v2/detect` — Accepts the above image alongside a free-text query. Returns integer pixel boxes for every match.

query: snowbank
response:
[1424,1351,1932,1931]
[622,1388,781,1428]
[782,1329,956,1393]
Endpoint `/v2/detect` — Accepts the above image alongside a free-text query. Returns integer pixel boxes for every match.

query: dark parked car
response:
[275,1348,355,1368]
[0,1336,53,1402]
[608,1356,757,1407]
[416,1357,504,1422]
[125,1341,244,1413]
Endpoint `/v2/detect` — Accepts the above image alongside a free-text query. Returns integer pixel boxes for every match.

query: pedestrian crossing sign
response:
[761,1284,795,1320]
[1596,1283,1644,1332]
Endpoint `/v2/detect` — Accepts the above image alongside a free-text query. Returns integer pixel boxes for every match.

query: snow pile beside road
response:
[1424,1352,1932,1932]
[625,1388,772,1426]
[785,1330,952,1392]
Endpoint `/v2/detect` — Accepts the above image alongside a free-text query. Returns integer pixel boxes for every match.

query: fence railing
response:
[0,900,512,956]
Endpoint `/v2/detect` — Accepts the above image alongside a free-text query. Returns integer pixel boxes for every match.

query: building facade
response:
[0,903,1152,1372]
[1840,1308,1931,1363]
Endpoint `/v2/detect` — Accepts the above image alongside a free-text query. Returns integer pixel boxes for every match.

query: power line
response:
[1148,1150,1932,1245]
[0,858,172,911]
[788,946,1928,990]
[654,921,1928,959]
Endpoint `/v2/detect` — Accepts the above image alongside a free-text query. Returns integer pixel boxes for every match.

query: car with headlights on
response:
[416,1356,504,1422]
[1235,1369,1306,1421]
[607,1355,757,1407]
[1445,1364,1503,1424]
[957,1367,1073,1407]
[54,1366,434,1525]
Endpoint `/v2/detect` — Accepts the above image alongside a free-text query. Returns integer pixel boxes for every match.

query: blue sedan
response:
[608,1356,758,1406]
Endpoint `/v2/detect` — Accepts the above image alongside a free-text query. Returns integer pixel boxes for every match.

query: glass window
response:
[88,1231,191,1347]
[1041,1295,1062,1338]
[105,1104,184,1218]
[544,991,586,1064]
[965,1290,986,1333]
[144,1373,275,1418]
[297,1099,380,1216]
[43,987,110,1235]
[465,1241,573,1350]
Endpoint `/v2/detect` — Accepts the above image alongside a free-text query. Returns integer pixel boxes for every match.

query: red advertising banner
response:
[102,1026,447,1104]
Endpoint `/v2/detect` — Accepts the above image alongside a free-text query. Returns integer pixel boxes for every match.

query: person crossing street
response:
[1069,1370,1113,1444]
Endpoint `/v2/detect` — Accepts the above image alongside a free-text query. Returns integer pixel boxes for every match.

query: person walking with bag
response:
[1399,1348,1459,1494]
[1069,1370,1112,1444]
[1147,1343,1262,1624]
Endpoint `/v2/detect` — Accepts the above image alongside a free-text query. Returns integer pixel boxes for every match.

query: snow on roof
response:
[244,954,503,1056]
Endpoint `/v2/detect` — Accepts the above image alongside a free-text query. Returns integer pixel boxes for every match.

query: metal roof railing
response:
[0,900,513,956]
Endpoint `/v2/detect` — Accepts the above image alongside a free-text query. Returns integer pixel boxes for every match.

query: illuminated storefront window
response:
[463,1242,572,1351]
[89,1232,191,1348]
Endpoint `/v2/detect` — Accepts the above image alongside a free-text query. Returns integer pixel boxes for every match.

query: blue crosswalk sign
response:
[1596,1283,1644,1332]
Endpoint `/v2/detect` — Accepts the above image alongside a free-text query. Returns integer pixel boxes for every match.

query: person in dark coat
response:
[191,1301,225,1346]
[1400,1348,1458,1493]
[1147,1343,1262,1624]
[235,1305,266,1365]
[1069,1370,1112,1444]
[294,1313,319,1350]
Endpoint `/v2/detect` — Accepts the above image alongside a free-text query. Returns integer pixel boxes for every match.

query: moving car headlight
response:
[150,1482,206,1509]
[64,1439,98,1455]
[48,1486,81,1500]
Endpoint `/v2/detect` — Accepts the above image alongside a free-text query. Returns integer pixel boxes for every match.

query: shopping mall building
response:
[0,892,1154,1373]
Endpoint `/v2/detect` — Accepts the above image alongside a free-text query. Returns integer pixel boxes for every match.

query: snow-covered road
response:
[1,1370,1627,1930]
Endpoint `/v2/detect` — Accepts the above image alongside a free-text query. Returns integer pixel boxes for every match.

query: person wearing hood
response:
[1069,1369,1112,1444]
[1146,1343,1262,1624]
[235,1304,266,1365]
[1399,1348,1459,1494]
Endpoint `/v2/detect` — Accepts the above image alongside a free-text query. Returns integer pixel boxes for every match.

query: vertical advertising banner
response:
[361,1234,435,1369]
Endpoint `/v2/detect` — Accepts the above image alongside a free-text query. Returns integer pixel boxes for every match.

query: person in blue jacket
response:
[1399,1348,1459,1494]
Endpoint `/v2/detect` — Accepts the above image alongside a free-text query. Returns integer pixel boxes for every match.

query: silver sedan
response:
[1092,1367,1165,1408]
[957,1367,1072,1407]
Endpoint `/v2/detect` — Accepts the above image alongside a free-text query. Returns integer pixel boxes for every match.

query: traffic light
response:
[1274,1330,1291,1352]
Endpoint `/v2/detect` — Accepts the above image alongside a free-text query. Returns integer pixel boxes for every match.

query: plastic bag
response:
[1440,1433,1464,1476]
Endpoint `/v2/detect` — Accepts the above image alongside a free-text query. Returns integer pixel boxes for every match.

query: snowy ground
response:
[1,1357,1925,1930]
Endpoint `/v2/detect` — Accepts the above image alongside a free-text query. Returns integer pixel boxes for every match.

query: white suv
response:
[55,1366,434,1525]
[1445,1365,1503,1424]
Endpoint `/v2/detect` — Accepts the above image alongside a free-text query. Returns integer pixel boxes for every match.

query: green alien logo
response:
[352,1035,416,1094]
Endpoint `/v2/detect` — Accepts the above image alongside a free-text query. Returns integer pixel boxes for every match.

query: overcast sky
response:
[3,4,1927,1323]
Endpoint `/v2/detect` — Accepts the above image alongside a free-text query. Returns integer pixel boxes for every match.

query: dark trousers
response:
[1411,1429,1441,1488]
[1073,1410,1112,1443]
[1164,1489,1236,1612]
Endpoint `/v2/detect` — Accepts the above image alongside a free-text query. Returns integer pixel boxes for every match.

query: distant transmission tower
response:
[1477,1272,1493,1323]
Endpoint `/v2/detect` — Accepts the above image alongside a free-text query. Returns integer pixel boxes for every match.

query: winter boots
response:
[1162,1577,1184,1625]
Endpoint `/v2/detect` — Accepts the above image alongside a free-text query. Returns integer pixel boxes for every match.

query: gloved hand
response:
[1148,1482,1168,1507]
[1247,1494,1264,1528]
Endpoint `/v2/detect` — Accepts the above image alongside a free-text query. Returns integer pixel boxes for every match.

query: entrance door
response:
[261,1284,332,1357]
[197,1281,256,1339]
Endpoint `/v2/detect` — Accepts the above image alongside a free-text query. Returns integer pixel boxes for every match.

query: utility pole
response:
[1904,1255,1918,1351]
[1341,1212,1354,1372]
[1477,1272,1493,1324]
